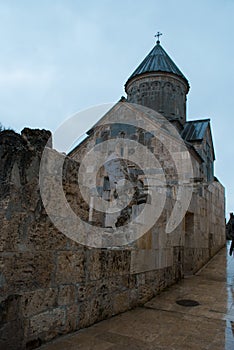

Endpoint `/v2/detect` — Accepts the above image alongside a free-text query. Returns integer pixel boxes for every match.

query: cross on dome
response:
[155,31,162,44]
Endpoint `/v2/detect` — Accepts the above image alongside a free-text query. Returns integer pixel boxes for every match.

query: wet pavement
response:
[41,243,234,350]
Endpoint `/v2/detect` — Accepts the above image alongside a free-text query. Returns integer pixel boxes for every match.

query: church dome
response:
[125,37,190,125]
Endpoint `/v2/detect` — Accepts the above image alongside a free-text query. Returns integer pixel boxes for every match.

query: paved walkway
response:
[41,243,234,350]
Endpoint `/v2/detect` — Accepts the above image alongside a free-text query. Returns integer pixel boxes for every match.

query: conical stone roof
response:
[126,41,188,84]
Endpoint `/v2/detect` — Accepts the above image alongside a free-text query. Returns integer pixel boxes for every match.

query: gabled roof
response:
[68,100,203,163]
[181,119,210,142]
[126,41,188,85]
[181,119,215,161]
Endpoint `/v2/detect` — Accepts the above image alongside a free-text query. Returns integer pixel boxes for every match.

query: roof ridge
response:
[185,118,210,123]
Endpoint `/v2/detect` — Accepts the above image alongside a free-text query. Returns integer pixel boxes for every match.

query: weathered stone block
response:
[0,319,24,350]
[0,252,54,294]
[106,250,131,277]
[130,249,156,273]
[26,307,66,341]
[86,249,131,280]
[58,285,76,306]
[0,215,24,252]
[77,282,96,302]
[63,304,79,333]
[113,291,130,314]
[55,250,85,284]
[78,292,113,330]
[138,284,154,304]
[0,294,21,323]
[108,275,131,293]
[0,294,24,350]
[85,249,102,281]
[20,288,57,318]
[78,298,100,329]
[129,288,139,309]
[27,219,69,251]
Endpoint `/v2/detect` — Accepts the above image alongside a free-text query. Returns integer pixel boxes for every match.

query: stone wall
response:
[0,129,184,350]
[183,180,226,274]
[125,73,188,124]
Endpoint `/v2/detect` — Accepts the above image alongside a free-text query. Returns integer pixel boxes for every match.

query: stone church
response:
[70,37,225,274]
[0,37,226,348]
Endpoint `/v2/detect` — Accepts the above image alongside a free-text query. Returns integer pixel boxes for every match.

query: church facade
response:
[70,38,225,274]
[0,38,227,348]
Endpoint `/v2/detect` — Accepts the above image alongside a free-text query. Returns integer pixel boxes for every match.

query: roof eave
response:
[125,70,189,92]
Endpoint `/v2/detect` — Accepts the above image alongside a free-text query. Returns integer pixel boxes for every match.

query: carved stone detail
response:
[126,74,188,124]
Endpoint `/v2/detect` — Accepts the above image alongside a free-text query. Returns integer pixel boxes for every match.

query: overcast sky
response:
[0,0,233,217]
